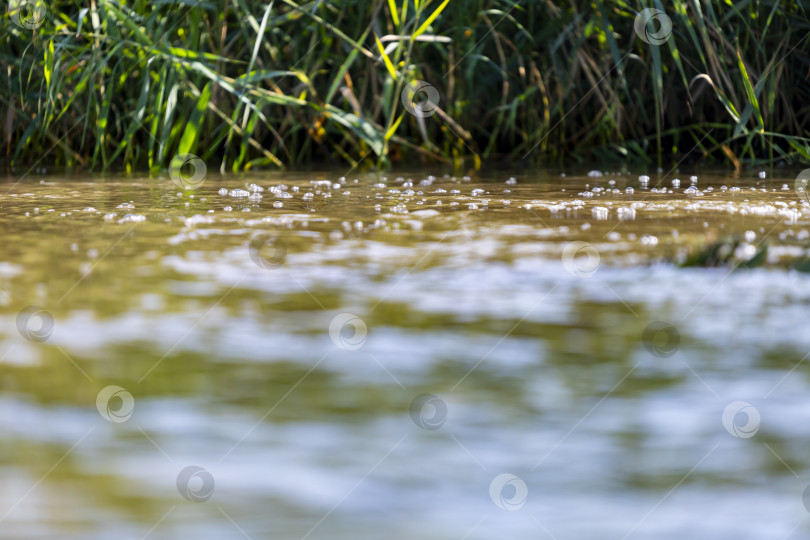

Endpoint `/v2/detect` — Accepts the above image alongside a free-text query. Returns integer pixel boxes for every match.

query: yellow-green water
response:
[1,168,810,539]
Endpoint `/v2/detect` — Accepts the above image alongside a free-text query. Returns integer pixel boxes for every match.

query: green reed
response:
[2,0,809,171]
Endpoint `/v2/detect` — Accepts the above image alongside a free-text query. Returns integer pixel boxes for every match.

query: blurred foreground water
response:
[1,168,810,539]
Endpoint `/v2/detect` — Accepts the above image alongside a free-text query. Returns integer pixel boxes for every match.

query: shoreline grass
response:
[2,0,810,172]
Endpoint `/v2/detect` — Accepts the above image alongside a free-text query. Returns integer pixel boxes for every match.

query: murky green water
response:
[2,168,810,539]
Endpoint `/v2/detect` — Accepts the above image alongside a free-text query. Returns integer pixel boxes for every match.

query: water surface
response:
[1,168,809,539]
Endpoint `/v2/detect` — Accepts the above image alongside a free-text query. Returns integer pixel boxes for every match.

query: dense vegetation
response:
[3,0,810,171]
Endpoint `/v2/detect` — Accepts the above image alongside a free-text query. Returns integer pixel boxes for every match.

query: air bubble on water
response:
[249,193,263,202]
[641,235,658,246]
[587,170,603,177]
[118,213,146,224]
[672,179,680,188]
[450,190,460,195]
[581,222,591,230]
[608,179,615,186]
[617,207,636,220]
[83,207,96,212]
[434,188,447,194]
[224,206,233,212]
[690,176,698,183]
[592,206,609,220]
[639,175,650,183]
[117,202,135,209]
[471,189,484,196]
[104,213,117,222]
[229,189,250,197]
[506,177,517,185]
[218,188,228,196]
[625,187,634,194]
[273,201,283,208]
[468,203,479,210]
[329,230,343,241]
[758,171,767,178]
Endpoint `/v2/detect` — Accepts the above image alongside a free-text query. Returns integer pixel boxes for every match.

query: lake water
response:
[1,168,810,539]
